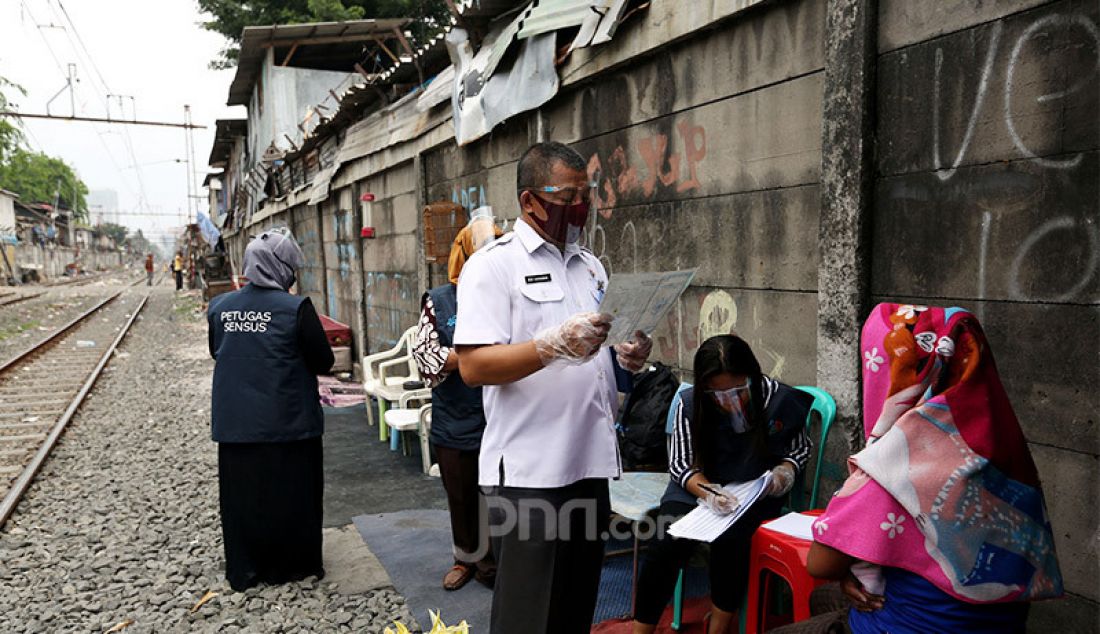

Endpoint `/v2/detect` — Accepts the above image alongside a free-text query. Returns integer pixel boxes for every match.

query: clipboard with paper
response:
[667,471,773,542]
[598,269,697,344]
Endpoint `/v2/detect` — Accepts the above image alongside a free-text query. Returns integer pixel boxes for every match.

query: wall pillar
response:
[818,0,877,450]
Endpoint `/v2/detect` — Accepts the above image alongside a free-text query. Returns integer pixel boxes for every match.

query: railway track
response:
[0,290,148,528]
[0,292,45,308]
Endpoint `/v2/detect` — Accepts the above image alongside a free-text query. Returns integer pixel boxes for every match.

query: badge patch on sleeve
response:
[525,273,552,284]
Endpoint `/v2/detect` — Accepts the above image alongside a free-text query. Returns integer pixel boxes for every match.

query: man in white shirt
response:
[455,141,652,633]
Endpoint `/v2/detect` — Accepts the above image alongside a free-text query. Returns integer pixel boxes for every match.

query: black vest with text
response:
[426,285,486,451]
[208,285,323,443]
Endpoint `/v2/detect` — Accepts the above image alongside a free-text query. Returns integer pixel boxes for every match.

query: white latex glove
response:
[533,312,612,366]
[698,487,740,516]
[767,462,796,497]
[614,330,653,373]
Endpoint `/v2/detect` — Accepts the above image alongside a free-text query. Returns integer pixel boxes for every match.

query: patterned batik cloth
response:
[812,304,1063,603]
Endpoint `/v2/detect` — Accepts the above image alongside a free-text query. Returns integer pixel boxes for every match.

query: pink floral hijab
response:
[812,304,1063,603]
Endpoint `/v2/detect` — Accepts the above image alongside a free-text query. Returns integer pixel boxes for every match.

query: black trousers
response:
[633,495,784,624]
[486,478,611,634]
[435,445,495,575]
[174,269,183,290]
[218,438,324,591]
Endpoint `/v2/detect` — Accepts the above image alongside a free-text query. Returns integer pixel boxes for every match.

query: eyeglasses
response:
[526,182,599,204]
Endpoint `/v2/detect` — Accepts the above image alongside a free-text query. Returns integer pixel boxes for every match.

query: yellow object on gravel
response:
[385,609,470,634]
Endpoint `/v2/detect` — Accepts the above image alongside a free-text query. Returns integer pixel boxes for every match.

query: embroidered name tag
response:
[525,273,552,284]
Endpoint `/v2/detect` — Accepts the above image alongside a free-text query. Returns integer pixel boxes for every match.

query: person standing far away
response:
[206,227,334,591]
[144,253,154,286]
[411,208,503,591]
[454,141,654,634]
[173,251,184,291]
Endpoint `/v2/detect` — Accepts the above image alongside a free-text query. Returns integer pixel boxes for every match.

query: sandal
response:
[442,564,475,591]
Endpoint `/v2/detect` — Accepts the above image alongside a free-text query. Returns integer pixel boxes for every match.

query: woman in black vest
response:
[411,212,501,591]
[208,228,334,591]
[632,335,812,634]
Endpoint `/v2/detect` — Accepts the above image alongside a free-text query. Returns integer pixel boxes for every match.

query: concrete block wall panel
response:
[878,0,1052,52]
[565,75,823,205]
[320,194,364,341]
[873,0,1099,621]
[877,1,1099,177]
[290,205,326,311]
[422,117,530,186]
[359,161,422,353]
[873,155,1099,303]
[544,0,825,144]
[582,186,819,294]
[1029,443,1100,605]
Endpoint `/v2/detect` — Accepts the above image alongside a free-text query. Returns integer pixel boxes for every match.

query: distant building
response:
[87,189,120,226]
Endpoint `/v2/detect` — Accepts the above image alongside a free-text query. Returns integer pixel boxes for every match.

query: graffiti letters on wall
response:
[930,12,1099,304]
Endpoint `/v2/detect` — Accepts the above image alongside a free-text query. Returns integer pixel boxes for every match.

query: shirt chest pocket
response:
[517,281,567,337]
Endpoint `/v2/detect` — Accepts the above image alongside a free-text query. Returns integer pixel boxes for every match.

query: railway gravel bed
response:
[0,288,415,633]
[0,294,106,362]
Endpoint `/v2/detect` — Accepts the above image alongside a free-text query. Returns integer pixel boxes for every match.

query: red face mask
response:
[528,192,590,245]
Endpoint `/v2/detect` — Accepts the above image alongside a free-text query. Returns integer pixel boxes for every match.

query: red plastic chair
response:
[744,509,827,633]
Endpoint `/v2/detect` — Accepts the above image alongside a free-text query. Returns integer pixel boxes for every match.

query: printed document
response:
[668,471,772,542]
[599,269,697,344]
[761,512,817,541]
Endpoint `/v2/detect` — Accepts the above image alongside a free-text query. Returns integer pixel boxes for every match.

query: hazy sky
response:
[0,0,245,251]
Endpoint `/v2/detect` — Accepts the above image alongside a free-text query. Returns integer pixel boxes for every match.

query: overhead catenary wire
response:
[16,0,144,211]
[41,0,153,217]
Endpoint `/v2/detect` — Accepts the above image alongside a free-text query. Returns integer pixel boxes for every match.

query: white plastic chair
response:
[417,404,434,475]
[383,387,431,456]
[362,327,417,440]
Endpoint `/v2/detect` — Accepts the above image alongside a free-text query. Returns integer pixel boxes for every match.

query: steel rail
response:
[0,293,149,527]
[0,292,45,308]
[0,292,118,376]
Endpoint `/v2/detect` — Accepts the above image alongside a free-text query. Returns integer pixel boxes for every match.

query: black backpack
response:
[617,363,680,471]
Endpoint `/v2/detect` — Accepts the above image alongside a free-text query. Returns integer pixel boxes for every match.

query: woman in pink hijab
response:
[793,303,1062,633]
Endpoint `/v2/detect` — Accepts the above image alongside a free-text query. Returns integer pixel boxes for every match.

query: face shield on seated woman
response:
[243,227,304,291]
[448,206,503,285]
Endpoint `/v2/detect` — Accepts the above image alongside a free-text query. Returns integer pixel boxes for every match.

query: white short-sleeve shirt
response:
[454,219,621,488]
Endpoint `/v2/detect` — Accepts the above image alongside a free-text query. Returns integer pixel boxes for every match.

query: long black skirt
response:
[218,437,324,591]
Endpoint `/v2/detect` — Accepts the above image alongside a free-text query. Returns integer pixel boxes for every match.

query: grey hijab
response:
[243,228,304,291]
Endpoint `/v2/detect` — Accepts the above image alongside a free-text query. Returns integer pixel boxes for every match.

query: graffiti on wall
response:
[452,183,487,212]
[649,289,788,379]
[364,271,417,349]
[586,121,707,212]
[931,12,1100,304]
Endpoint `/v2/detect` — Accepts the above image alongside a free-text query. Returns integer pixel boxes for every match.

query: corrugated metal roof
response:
[227,18,411,106]
[516,0,597,39]
[207,119,247,167]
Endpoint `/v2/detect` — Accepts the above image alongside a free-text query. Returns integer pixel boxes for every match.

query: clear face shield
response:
[467,206,497,253]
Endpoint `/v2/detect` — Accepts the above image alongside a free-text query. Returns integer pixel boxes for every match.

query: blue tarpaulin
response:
[196,211,221,246]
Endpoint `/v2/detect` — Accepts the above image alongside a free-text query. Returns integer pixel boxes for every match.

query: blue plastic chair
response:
[790,386,838,511]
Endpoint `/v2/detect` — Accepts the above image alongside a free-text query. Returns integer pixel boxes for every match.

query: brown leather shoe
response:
[442,564,475,591]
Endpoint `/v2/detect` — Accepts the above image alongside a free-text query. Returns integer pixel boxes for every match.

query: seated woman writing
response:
[632,334,813,634]
[785,304,1064,634]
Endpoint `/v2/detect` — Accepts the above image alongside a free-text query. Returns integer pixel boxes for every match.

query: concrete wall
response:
[13,244,124,279]
[222,0,1098,626]
[874,0,1099,623]
[358,160,422,354]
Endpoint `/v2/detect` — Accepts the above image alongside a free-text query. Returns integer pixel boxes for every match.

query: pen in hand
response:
[698,482,740,515]
[698,483,725,497]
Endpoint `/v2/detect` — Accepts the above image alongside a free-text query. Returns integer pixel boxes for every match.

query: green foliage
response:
[0,76,27,164]
[94,222,128,246]
[197,0,450,69]
[0,74,90,221]
[0,148,88,218]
